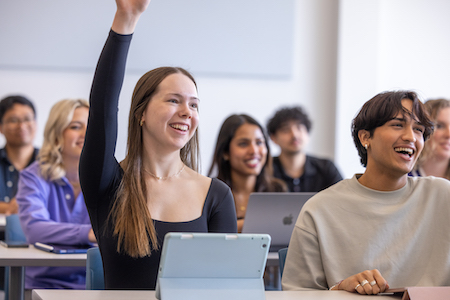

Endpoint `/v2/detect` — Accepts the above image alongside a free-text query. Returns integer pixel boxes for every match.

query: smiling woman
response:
[139,72,199,154]
[208,114,286,232]
[79,0,237,290]
[411,98,450,179]
[16,98,95,290]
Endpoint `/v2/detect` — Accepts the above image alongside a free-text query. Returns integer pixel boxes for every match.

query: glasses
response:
[3,117,35,127]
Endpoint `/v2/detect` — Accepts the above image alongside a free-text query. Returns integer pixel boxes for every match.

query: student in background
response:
[208,114,286,232]
[79,0,237,290]
[282,91,450,294]
[266,106,342,192]
[0,95,38,293]
[16,99,95,291]
[410,98,450,179]
[0,95,38,214]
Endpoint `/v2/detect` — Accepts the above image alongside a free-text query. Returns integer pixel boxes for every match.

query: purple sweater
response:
[16,161,92,289]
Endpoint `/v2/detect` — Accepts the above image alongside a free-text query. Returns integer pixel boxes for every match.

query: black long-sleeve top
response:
[80,30,237,290]
[272,155,342,192]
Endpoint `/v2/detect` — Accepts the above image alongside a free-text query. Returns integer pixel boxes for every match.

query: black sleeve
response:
[207,179,238,233]
[80,30,132,209]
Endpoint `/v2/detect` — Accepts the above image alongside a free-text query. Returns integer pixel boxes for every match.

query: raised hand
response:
[115,0,151,15]
[112,0,152,34]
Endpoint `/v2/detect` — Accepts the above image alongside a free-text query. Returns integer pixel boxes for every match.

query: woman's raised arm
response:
[112,0,151,34]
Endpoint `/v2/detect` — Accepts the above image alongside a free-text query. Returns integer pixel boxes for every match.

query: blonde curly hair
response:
[38,99,89,181]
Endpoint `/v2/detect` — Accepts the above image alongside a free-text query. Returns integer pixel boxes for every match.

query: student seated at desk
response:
[16,99,95,290]
[0,95,38,215]
[282,91,450,294]
[0,95,38,292]
[266,106,342,192]
[79,0,237,290]
[208,114,286,233]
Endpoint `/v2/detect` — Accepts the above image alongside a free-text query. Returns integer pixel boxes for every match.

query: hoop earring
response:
[140,119,144,127]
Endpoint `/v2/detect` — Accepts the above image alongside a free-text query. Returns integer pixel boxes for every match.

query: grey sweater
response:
[282,175,450,290]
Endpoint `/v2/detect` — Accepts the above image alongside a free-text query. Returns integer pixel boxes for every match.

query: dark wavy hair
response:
[266,106,311,136]
[208,114,286,192]
[351,90,433,167]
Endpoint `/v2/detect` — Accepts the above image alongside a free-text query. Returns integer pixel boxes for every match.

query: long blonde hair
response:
[38,99,89,181]
[416,98,450,178]
[111,67,200,258]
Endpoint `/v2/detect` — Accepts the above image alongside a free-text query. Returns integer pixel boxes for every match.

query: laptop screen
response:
[241,192,315,251]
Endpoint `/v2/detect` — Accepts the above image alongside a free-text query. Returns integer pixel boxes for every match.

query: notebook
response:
[241,192,315,251]
[155,232,270,300]
[34,242,92,254]
[384,287,450,300]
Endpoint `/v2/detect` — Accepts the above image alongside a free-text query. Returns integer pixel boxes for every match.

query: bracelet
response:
[329,280,343,290]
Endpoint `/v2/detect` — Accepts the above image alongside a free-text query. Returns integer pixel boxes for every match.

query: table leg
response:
[7,266,24,300]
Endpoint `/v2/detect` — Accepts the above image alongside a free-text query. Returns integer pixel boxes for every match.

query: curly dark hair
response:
[266,106,311,136]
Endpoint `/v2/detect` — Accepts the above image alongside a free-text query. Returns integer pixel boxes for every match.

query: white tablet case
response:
[155,232,270,300]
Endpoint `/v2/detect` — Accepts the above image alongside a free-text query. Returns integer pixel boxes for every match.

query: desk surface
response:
[32,290,400,300]
[0,245,86,267]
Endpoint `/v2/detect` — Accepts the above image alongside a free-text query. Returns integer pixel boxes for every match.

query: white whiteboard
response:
[0,0,294,79]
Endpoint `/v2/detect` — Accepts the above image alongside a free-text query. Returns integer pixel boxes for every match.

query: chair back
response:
[5,214,26,242]
[86,247,105,290]
[278,247,288,278]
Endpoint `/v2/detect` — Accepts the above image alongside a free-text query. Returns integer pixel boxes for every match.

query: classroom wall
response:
[336,0,450,177]
[1,0,450,179]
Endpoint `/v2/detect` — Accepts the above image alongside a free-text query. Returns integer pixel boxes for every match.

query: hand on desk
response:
[332,269,389,295]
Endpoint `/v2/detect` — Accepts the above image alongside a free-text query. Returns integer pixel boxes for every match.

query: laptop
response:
[241,192,315,251]
[34,242,92,254]
[155,232,270,300]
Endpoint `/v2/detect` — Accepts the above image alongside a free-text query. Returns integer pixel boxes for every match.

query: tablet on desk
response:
[156,232,270,300]
[34,242,91,254]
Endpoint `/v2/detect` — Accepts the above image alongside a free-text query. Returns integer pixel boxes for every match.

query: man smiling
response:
[0,95,38,214]
[283,91,450,294]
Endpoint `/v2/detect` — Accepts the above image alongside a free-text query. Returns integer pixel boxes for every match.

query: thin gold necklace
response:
[144,164,185,180]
